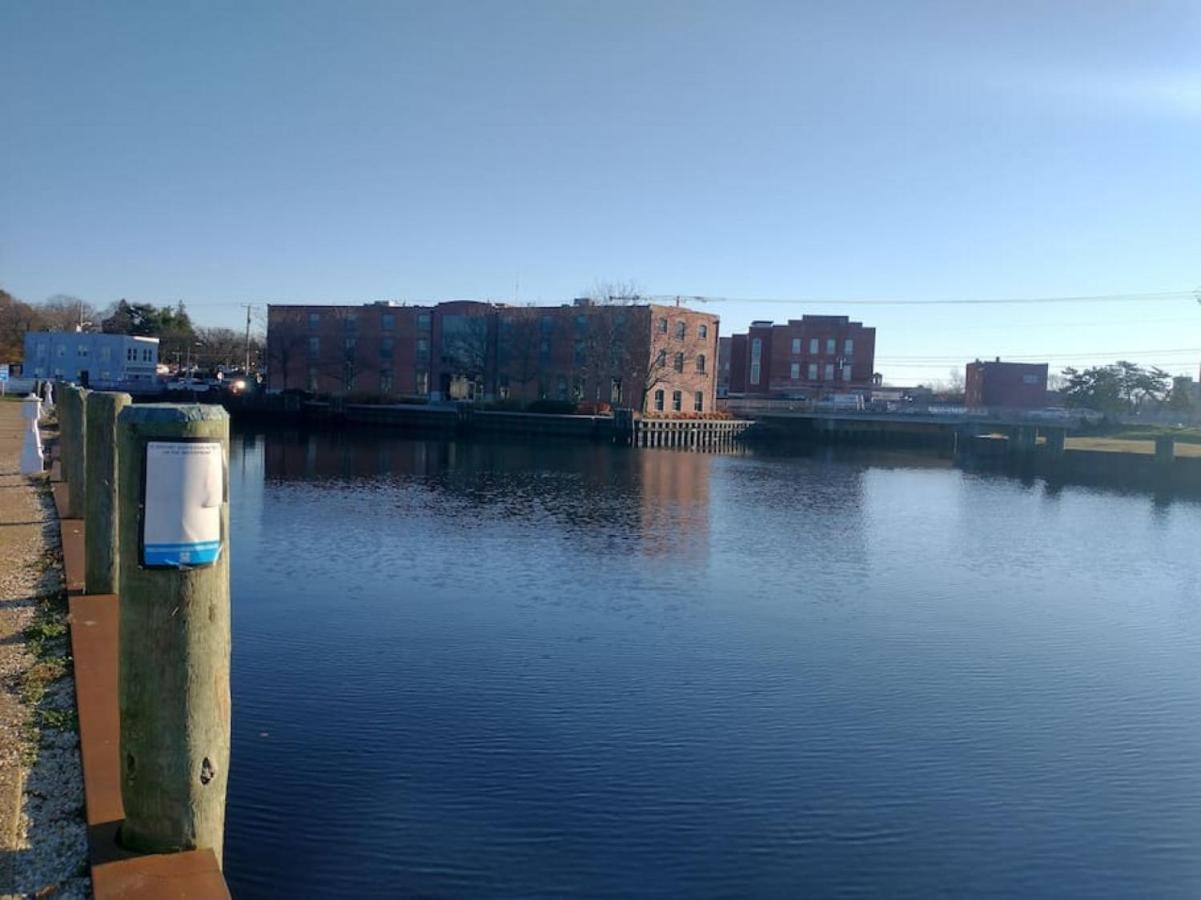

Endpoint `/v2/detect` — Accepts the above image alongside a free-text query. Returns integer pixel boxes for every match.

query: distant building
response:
[22,331,159,386]
[266,299,720,415]
[727,315,876,397]
[964,358,1048,409]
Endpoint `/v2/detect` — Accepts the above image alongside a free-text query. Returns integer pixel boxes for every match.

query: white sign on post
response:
[143,441,224,567]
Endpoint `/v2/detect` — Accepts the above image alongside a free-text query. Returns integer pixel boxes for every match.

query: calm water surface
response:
[223,429,1201,897]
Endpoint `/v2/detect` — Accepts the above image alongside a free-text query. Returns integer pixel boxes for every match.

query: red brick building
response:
[727,315,876,397]
[964,359,1048,409]
[266,300,719,415]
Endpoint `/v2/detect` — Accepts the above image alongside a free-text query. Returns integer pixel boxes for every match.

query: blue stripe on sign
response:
[144,543,222,566]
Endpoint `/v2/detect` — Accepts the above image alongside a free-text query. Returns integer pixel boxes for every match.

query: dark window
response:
[417,312,431,330]
[673,352,684,373]
[381,313,395,331]
[694,391,703,412]
[675,321,686,339]
[657,318,667,333]
[671,390,682,411]
[654,389,665,411]
[698,324,708,339]
[696,354,706,374]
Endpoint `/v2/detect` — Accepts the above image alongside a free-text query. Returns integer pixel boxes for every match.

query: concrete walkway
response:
[0,397,89,898]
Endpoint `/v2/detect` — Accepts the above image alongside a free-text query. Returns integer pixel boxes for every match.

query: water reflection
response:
[224,427,1201,898]
[258,427,716,561]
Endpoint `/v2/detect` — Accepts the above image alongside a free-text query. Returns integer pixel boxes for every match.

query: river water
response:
[222,428,1201,897]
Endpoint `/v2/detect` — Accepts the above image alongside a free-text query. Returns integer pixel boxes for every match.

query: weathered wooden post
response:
[84,391,132,595]
[116,404,231,864]
[60,385,89,517]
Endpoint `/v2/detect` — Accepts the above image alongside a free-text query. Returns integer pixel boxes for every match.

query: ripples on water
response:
[224,430,1201,897]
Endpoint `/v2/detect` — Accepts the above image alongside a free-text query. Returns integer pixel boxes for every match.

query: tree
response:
[1060,362,1171,413]
[0,289,46,362]
[324,307,374,394]
[1167,376,1197,411]
[39,294,100,332]
[102,299,198,368]
[440,313,490,399]
[194,327,247,370]
[497,312,545,400]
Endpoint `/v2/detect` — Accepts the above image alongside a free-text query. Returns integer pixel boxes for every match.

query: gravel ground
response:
[0,399,90,899]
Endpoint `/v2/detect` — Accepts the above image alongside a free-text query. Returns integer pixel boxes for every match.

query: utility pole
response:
[242,304,253,373]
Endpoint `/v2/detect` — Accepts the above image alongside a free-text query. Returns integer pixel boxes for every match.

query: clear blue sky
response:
[3,0,1199,384]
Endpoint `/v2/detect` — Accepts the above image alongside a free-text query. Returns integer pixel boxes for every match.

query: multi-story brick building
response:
[727,315,876,397]
[266,300,720,415]
[965,358,1048,409]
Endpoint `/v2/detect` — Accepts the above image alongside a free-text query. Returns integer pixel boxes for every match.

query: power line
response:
[641,290,1195,307]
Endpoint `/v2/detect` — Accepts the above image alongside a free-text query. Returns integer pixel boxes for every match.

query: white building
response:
[23,332,159,386]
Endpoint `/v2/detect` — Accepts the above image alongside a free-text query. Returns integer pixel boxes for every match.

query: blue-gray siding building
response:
[23,331,160,386]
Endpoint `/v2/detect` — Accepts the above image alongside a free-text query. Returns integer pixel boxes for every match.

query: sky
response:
[2,0,1200,384]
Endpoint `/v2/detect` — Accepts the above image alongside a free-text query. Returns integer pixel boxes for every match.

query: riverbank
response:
[0,398,90,898]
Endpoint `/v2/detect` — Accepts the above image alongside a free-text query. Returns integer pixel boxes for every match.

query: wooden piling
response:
[116,404,231,865]
[60,385,89,517]
[85,391,132,596]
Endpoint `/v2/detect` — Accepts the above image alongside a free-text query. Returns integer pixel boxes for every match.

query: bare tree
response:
[441,313,490,399]
[266,328,309,390]
[497,312,544,400]
[0,289,45,361]
[40,294,100,332]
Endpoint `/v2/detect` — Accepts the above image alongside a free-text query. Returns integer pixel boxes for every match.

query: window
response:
[672,390,682,411]
[416,337,429,363]
[539,338,550,364]
[791,362,800,380]
[750,338,762,385]
[100,346,110,361]
[498,375,510,400]
[417,312,431,330]
[380,337,394,357]
[809,337,819,354]
[33,367,44,377]
[808,363,818,380]
[611,377,623,404]
[675,321,686,339]
[1023,374,1041,385]
[78,344,88,358]
[308,312,320,329]
[308,336,320,356]
[415,370,429,394]
[574,340,586,366]
[825,363,835,381]
[307,366,319,391]
[655,317,667,333]
[144,348,152,362]
[576,314,588,333]
[826,338,836,355]
[696,353,706,374]
[343,314,358,332]
[555,375,568,401]
[694,391,704,412]
[698,324,708,339]
[844,338,854,355]
[382,313,395,331]
[673,352,684,373]
[344,336,357,352]
[125,348,133,361]
[36,343,46,357]
[843,365,852,382]
[380,370,393,393]
[572,377,584,402]
[791,337,801,354]
[656,349,667,368]
[654,389,665,411]
[540,315,554,334]
[58,345,67,358]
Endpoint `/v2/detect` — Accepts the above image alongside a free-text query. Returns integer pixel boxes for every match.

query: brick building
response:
[727,315,876,397]
[266,300,720,415]
[964,359,1048,409]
